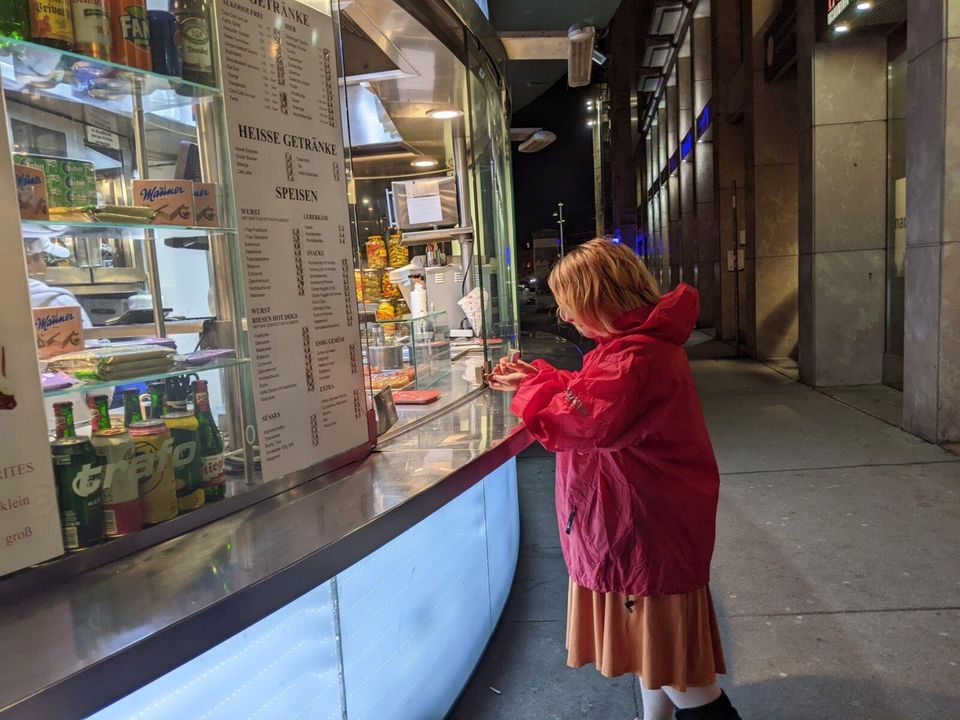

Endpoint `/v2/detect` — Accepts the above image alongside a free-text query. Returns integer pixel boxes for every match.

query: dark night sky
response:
[510,77,598,252]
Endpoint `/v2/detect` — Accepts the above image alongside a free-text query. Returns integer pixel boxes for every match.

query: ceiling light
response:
[427,108,463,120]
[856,1,872,9]
[518,130,557,153]
[568,24,596,88]
[587,120,595,127]
[834,23,850,33]
[411,158,439,168]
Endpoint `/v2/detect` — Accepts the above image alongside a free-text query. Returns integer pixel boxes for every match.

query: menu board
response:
[216,0,369,480]
[0,113,64,575]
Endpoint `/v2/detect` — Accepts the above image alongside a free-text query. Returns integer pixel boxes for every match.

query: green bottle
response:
[0,0,30,40]
[192,379,225,501]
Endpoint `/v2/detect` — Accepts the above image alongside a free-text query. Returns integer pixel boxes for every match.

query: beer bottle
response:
[54,400,77,439]
[71,0,111,59]
[0,0,31,40]
[29,0,74,50]
[90,394,111,432]
[148,381,166,419]
[169,0,214,86]
[122,388,142,426]
[193,379,225,501]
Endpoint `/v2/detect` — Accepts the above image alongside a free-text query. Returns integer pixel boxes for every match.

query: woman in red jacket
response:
[489,239,741,720]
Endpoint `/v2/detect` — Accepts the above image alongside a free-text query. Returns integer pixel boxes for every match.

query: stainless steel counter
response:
[0,371,531,720]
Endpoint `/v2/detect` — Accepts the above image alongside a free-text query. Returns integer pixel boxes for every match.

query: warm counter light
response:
[411,158,439,168]
[427,108,464,120]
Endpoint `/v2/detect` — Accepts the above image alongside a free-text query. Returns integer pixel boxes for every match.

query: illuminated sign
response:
[826,0,852,25]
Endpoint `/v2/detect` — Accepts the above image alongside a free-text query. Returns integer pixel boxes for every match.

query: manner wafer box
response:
[14,164,49,220]
[32,306,83,360]
[192,182,220,227]
[133,180,195,226]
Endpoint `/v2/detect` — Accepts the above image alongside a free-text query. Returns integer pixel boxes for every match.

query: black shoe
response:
[674,691,742,720]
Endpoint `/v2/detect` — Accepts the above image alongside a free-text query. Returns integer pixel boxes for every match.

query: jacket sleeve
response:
[510,352,649,452]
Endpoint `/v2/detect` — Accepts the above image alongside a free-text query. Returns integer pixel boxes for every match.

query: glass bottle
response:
[0,0,31,40]
[169,0,214,86]
[192,379,225,501]
[122,387,143,426]
[29,0,75,51]
[71,0,111,59]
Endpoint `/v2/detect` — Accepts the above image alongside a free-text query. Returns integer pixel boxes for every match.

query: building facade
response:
[602,0,959,444]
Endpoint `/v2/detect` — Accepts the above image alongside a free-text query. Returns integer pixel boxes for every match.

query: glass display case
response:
[0,19,259,573]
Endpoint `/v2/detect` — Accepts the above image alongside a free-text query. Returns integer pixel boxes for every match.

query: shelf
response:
[0,36,220,117]
[400,227,473,247]
[21,219,237,241]
[84,319,208,340]
[43,357,250,398]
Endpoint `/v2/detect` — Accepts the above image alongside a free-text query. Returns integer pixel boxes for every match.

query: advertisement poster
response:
[216,0,369,479]
[0,101,65,576]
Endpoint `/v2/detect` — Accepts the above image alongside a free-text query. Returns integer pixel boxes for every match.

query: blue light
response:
[697,102,712,138]
[681,131,694,159]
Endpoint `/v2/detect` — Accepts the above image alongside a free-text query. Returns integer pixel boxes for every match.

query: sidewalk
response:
[450,337,960,719]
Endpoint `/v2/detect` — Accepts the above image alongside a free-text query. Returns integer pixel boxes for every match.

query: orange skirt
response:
[566,579,726,691]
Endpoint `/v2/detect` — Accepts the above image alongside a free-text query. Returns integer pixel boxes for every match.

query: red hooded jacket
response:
[511,284,719,597]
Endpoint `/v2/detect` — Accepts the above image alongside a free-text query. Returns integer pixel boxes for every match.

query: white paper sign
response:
[217,0,369,480]
[406,179,444,225]
[0,95,65,576]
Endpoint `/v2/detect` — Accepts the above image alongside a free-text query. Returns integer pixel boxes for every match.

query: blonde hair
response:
[549,238,661,335]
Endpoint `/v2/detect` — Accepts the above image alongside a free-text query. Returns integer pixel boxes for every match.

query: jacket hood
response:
[612,283,700,346]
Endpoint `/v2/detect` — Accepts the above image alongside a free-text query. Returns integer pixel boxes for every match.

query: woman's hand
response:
[488,356,538,392]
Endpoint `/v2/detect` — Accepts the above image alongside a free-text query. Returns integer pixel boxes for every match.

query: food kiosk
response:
[0,1,526,717]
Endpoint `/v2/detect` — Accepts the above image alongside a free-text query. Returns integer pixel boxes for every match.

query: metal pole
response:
[732,180,741,357]
[557,201,565,257]
[130,83,166,337]
[453,133,476,295]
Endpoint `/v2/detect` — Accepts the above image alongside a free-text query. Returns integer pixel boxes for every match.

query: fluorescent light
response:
[411,158,439,168]
[856,1,872,9]
[568,24,596,88]
[518,130,557,153]
[427,108,463,120]
[834,23,850,33]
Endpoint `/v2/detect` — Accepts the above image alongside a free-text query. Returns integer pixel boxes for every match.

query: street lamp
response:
[552,201,566,258]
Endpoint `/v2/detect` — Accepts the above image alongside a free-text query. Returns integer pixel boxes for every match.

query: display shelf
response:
[0,35,220,116]
[20,219,237,241]
[43,357,250,398]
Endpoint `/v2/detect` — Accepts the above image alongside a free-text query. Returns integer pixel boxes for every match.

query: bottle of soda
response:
[71,0,111,60]
[193,379,225,501]
[29,0,74,50]
[0,0,31,40]
[122,387,143,426]
[169,0,214,86]
[90,395,142,536]
[110,0,151,70]
[51,401,105,551]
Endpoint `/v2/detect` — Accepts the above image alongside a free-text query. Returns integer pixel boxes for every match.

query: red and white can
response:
[91,428,143,536]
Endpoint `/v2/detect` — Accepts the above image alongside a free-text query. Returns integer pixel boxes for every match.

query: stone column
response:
[693,13,720,331]
[750,0,800,358]
[797,5,887,386]
[666,77,682,288]
[678,52,698,288]
[608,0,638,244]
[902,0,960,442]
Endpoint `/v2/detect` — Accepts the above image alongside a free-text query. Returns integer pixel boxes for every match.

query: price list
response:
[216,0,368,480]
